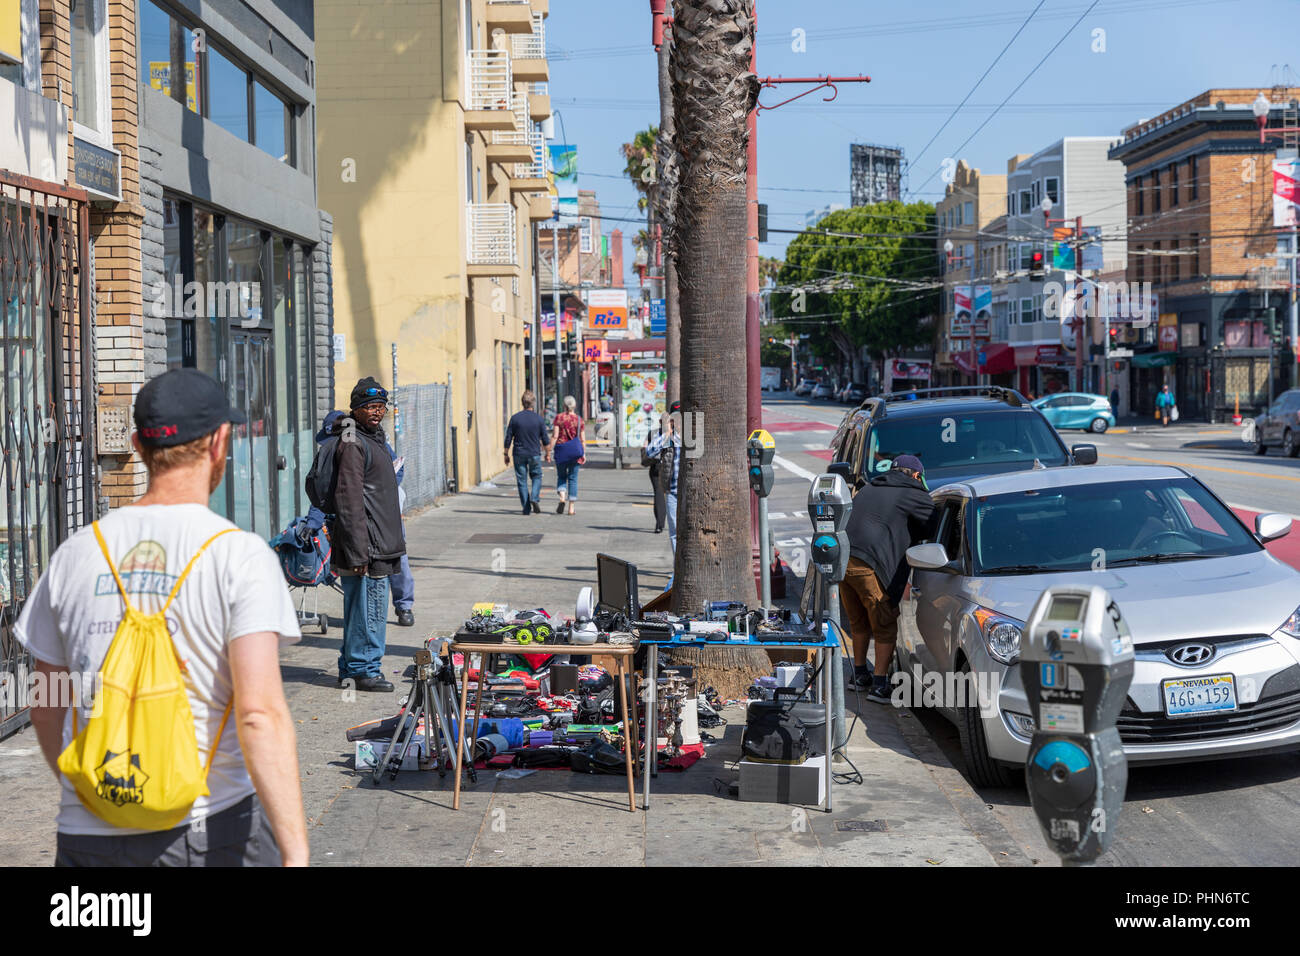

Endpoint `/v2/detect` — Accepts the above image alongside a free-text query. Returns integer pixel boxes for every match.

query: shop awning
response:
[953,343,1015,375]
[1130,351,1176,368]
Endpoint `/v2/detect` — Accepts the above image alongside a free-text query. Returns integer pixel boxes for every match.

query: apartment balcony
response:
[466,202,520,278]
[528,193,554,222]
[529,81,551,120]
[510,14,548,83]
[487,93,534,165]
[486,0,535,34]
[511,130,548,192]
[465,49,516,130]
[531,0,548,16]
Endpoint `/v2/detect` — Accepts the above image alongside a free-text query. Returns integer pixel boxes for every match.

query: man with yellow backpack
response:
[17,369,309,866]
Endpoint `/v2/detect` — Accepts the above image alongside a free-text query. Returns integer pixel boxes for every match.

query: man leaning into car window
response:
[840,454,937,703]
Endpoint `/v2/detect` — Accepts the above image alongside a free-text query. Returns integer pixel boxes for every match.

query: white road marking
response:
[768,512,787,519]
[1126,442,1152,449]
[773,454,818,481]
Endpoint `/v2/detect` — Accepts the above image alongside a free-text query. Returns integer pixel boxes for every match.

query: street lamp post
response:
[1043,196,1088,393]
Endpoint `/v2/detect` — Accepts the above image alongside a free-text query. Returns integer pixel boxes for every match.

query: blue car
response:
[1032,392,1115,434]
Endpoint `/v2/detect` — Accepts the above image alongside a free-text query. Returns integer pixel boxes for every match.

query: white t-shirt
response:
[15,503,302,835]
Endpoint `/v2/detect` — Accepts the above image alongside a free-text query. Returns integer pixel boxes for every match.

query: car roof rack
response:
[860,386,1027,421]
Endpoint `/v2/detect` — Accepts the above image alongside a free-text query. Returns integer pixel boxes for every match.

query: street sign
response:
[1108,348,1133,358]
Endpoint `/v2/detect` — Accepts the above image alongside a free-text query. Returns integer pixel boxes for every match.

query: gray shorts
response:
[55,794,282,867]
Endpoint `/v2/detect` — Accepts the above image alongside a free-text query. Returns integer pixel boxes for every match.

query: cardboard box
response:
[738,754,826,806]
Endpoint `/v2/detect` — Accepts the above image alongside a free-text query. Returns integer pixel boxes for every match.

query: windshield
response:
[865,410,1067,480]
[970,478,1261,574]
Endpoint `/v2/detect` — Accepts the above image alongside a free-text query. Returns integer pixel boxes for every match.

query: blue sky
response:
[546,0,1298,281]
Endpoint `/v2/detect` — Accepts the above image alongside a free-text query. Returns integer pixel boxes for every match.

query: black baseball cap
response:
[134,368,246,447]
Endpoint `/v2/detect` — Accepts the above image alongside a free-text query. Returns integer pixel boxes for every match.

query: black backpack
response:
[742,697,811,765]
[305,432,371,512]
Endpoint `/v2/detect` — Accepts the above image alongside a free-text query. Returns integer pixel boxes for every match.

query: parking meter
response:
[746,429,775,497]
[808,473,851,583]
[1019,585,1134,865]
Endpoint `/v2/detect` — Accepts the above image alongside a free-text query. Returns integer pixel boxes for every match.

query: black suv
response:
[829,387,1098,489]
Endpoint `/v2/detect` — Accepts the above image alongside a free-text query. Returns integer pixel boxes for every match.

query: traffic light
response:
[1030,248,1046,277]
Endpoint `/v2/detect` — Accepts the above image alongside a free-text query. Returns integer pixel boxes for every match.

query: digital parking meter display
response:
[1047,595,1086,621]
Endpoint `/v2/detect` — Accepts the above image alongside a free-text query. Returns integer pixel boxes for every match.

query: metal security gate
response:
[392,383,449,510]
[0,172,95,738]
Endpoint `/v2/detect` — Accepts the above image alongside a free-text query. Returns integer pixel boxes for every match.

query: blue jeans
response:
[389,553,414,611]
[556,459,580,500]
[340,573,389,679]
[665,491,678,553]
[513,455,542,510]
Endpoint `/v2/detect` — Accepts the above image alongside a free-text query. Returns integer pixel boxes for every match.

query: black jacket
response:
[845,470,937,605]
[329,415,405,575]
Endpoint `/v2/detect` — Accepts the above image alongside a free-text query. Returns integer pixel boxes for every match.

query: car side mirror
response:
[828,461,853,481]
[907,542,952,571]
[1256,513,1292,542]
[1071,443,1098,465]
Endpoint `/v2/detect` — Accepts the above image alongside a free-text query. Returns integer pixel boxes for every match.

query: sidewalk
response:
[0,448,1015,867]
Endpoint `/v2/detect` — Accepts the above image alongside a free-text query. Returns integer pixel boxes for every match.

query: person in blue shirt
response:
[1155,384,1177,427]
[644,401,683,553]
[504,390,552,515]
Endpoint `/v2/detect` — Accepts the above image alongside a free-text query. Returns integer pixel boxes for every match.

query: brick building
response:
[1110,87,1300,421]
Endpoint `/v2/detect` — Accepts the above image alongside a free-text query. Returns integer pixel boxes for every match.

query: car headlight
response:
[973,608,1025,664]
[1279,605,1300,639]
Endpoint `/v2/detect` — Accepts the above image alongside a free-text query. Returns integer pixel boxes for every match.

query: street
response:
[762,392,1300,866]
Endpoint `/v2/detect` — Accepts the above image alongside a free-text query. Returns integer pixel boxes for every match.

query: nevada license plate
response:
[1162,674,1237,718]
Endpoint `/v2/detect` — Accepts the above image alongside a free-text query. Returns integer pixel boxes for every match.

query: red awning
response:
[952,351,976,375]
[981,342,1016,375]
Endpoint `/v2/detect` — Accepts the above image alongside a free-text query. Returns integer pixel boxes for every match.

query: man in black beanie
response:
[322,377,405,692]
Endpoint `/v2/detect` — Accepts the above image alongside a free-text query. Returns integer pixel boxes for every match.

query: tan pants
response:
[838,558,899,664]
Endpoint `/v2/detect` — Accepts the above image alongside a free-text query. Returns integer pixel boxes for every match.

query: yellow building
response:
[316,0,552,493]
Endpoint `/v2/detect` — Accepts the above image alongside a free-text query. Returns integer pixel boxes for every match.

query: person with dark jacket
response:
[840,454,936,702]
[504,390,551,515]
[329,378,405,692]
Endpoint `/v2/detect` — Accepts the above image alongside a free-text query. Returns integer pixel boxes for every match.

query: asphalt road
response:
[760,392,1300,867]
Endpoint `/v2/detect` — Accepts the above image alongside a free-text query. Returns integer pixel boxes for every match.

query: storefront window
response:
[272,239,296,529]
[162,198,186,369]
[193,208,219,372]
[208,44,250,141]
[70,0,106,133]
[253,81,289,163]
[293,246,315,504]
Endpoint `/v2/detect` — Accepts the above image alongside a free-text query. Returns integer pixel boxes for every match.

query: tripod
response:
[374,642,477,785]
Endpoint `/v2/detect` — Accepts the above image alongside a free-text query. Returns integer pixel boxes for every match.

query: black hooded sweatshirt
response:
[844,469,937,605]
[328,414,405,575]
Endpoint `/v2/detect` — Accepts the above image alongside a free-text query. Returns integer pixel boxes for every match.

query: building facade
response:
[316,0,551,495]
[1109,88,1299,421]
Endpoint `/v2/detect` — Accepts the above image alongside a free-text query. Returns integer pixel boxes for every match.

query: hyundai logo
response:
[1167,642,1215,666]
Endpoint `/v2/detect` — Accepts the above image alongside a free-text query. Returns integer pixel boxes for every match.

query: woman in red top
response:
[552,396,585,515]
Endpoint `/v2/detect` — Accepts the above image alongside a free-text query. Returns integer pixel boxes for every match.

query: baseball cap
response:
[891,454,925,477]
[350,377,389,410]
[134,368,246,448]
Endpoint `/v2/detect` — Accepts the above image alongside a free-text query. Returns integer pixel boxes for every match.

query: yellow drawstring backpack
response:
[58,523,236,830]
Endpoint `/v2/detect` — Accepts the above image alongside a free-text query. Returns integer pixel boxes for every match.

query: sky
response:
[546,0,1300,286]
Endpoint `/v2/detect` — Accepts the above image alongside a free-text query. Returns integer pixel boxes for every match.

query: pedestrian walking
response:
[642,431,667,533]
[839,454,937,703]
[644,402,683,552]
[319,378,406,692]
[1156,384,1177,427]
[504,389,552,515]
[18,368,308,866]
[552,395,585,515]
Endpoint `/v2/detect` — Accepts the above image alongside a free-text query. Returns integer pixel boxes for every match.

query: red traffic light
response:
[1031,251,1044,265]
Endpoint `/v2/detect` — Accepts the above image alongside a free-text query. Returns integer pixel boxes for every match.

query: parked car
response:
[840,382,869,405]
[902,463,1300,787]
[811,382,835,400]
[1249,388,1300,457]
[794,378,816,396]
[1032,392,1115,433]
[828,386,1096,490]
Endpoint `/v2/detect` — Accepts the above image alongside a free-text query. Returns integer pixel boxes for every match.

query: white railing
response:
[529,81,549,96]
[514,129,546,180]
[491,91,530,146]
[511,13,546,60]
[468,49,512,111]
[467,203,517,265]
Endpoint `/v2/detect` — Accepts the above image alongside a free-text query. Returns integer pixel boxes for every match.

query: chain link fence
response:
[392,383,449,510]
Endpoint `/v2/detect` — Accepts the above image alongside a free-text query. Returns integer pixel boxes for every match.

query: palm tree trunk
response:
[657,17,681,405]
[670,0,758,613]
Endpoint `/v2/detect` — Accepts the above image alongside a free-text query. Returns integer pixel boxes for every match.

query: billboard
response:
[585,288,628,332]
[951,285,991,336]
[1275,157,1299,228]
[1158,312,1179,352]
[548,144,578,222]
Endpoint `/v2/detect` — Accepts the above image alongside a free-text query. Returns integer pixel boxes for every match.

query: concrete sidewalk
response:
[0,448,1017,866]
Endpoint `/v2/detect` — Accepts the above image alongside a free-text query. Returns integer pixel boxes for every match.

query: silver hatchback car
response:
[898,464,1300,787]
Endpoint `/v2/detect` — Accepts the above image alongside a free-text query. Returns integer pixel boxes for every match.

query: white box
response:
[738,754,826,806]
[775,665,807,692]
[355,736,425,771]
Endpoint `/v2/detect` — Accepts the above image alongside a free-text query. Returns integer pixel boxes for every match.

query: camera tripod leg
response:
[374,689,418,785]
[389,683,426,781]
